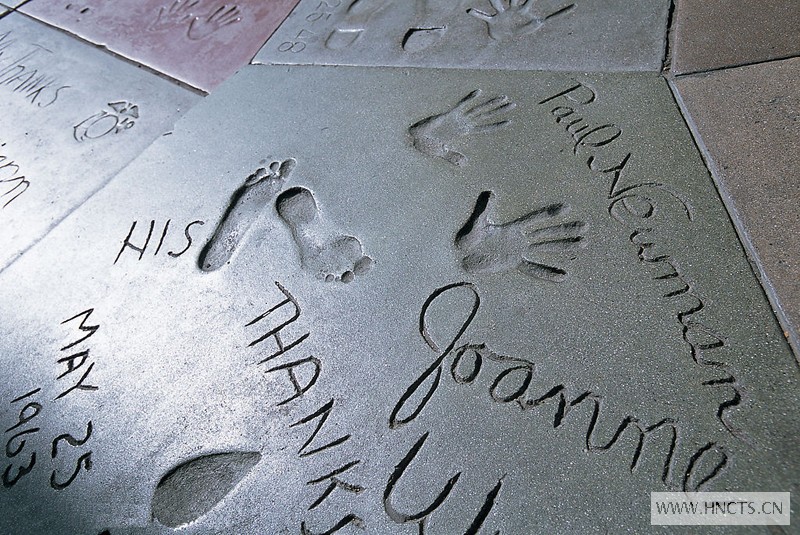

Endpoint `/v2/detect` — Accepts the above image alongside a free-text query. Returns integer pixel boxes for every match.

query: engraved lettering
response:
[115,219,204,264]
[60,308,98,351]
[114,220,154,264]
[264,356,321,406]
[306,460,364,510]
[291,400,351,458]
[168,220,204,257]
[50,451,92,490]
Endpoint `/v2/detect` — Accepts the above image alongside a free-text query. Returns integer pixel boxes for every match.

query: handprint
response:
[149,0,199,31]
[187,4,242,40]
[455,191,586,282]
[409,89,516,166]
[467,0,575,41]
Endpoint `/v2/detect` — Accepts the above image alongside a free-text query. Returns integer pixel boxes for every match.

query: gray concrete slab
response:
[673,57,800,355]
[671,0,800,75]
[2,1,28,7]
[0,65,796,534]
[0,13,199,271]
[20,0,300,91]
[255,0,670,72]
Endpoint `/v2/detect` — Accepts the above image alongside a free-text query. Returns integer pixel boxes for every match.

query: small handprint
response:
[149,0,199,31]
[409,89,516,166]
[455,191,586,282]
[187,4,242,40]
[467,0,575,41]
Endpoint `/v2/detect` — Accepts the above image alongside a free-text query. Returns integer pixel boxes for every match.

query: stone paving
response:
[0,1,797,534]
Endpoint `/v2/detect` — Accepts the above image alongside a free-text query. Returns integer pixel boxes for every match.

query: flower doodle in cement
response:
[467,0,576,41]
[456,190,587,282]
[73,101,138,142]
[409,89,516,166]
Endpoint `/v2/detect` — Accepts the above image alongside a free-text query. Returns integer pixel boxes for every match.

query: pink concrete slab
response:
[672,0,800,74]
[673,58,800,351]
[20,0,299,91]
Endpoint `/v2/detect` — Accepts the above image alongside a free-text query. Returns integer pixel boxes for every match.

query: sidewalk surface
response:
[0,1,797,534]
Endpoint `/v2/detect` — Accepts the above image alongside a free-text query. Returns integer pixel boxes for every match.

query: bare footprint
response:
[325,28,364,49]
[402,26,447,52]
[198,158,295,272]
[323,0,390,50]
[345,0,390,22]
[276,187,373,283]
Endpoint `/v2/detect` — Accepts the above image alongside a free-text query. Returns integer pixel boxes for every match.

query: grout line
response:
[0,127,181,277]
[665,77,800,365]
[660,0,676,73]
[13,10,207,95]
[246,0,304,66]
[672,52,800,78]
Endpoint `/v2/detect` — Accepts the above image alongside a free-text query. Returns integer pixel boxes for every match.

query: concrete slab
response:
[671,0,800,75]
[19,0,300,91]
[2,1,28,7]
[255,0,670,72]
[0,65,796,534]
[674,57,800,354]
[0,13,198,271]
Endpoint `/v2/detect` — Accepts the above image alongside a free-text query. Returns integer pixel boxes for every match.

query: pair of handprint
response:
[409,90,586,282]
[150,0,241,40]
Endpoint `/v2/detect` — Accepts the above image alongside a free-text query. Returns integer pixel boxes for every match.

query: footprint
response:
[455,191,586,282]
[198,158,295,272]
[323,0,390,50]
[151,451,261,528]
[276,187,373,283]
[402,26,447,52]
[324,28,364,50]
[345,0,389,20]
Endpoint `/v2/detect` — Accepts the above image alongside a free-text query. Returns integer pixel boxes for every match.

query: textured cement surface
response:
[671,0,800,75]
[0,13,198,271]
[255,0,670,72]
[20,0,300,91]
[674,57,800,354]
[0,64,796,535]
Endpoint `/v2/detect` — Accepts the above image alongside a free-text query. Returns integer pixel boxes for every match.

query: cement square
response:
[671,0,800,74]
[20,0,300,91]
[0,65,796,534]
[0,13,198,271]
[674,57,800,353]
[255,0,670,72]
